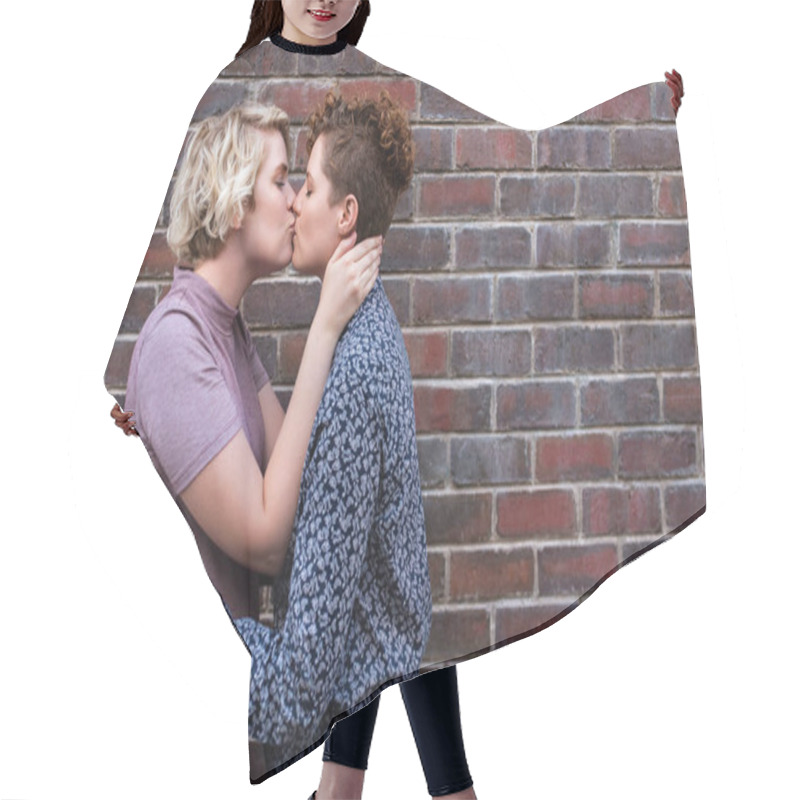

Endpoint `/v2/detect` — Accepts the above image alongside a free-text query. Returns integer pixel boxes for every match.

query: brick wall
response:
[105,41,705,667]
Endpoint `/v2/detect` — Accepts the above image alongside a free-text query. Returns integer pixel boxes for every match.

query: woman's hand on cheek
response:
[314,232,382,339]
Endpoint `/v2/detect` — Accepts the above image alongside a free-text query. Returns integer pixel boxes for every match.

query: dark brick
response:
[497,381,576,430]
[381,226,451,273]
[300,46,379,77]
[242,280,319,329]
[403,331,449,378]
[619,431,698,478]
[250,333,278,379]
[622,536,666,562]
[663,377,703,423]
[536,433,614,482]
[659,271,695,317]
[665,482,706,529]
[536,223,613,268]
[580,378,660,426]
[534,326,615,373]
[456,128,533,169]
[577,175,654,218]
[621,323,697,370]
[582,486,662,535]
[257,80,334,124]
[393,184,414,221]
[613,127,681,170]
[417,437,449,489]
[414,127,454,172]
[428,551,446,603]
[537,127,611,170]
[221,40,298,77]
[579,275,654,319]
[500,176,576,218]
[117,285,157,335]
[496,489,577,538]
[139,232,176,279]
[450,548,535,602]
[420,85,492,122]
[619,222,690,266]
[192,81,250,122]
[658,175,688,217]
[495,602,573,642]
[496,275,574,322]
[652,81,677,121]
[418,176,495,218]
[455,226,532,270]
[571,85,652,123]
[451,330,531,377]
[339,79,418,114]
[412,277,492,325]
[538,544,619,596]
[277,331,306,384]
[451,436,530,487]
[104,339,135,390]
[273,386,292,412]
[380,277,410,325]
[423,609,490,665]
[414,385,491,433]
[422,492,493,545]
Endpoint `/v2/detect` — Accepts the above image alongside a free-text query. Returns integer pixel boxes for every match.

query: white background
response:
[1,1,797,798]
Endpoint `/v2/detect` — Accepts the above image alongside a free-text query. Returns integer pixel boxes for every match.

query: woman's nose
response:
[286,181,297,207]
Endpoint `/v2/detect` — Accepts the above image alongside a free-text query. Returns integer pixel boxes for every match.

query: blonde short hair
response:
[167,103,290,265]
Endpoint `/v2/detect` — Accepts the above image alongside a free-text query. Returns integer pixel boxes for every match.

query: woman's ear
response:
[337,194,359,237]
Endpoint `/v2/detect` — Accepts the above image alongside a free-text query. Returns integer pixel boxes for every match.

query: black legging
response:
[323,665,473,797]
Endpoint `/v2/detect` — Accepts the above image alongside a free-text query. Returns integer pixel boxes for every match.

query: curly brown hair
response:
[306,91,414,241]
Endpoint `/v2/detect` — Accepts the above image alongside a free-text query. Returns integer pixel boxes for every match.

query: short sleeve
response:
[133,311,242,496]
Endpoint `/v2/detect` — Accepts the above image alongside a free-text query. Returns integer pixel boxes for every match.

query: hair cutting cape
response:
[105,36,705,781]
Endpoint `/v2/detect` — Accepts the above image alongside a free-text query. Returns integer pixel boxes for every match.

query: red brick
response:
[242,279,320,329]
[534,326,615,373]
[451,436,530,487]
[538,544,619,596]
[497,381,576,430]
[258,80,333,124]
[139,232,176,279]
[413,127,454,172]
[455,226,532,270]
[339,79,418,114]
[665,482,706,529]
[536,223,613,268]
[428,551,446,603]
[619,222,690,266]
[572,85,652,123]
[414,385,491,433]
[117,285,157,335]
[580,378,660,426]
[277,331,306,383]
[621,323,697,370]
[456,128,533,170]
[221,40,298,77]
[536,434,614,482]
[621,536,665,562]
[582,486,662,535]
[104,339,135,390]
[496,489,577,538]
[537,127,611,170]
[496,275,574,322]
[659,272,695,317]
[250,333,278,380]
[663,377,703,423]
[380,277,410,324]
[417,437,449,488]
[613,127,681,170]
[450,548,535,602]
[299,46,379,77]
[579,275,654,319]
[422,492,493,545]
[652,82,676,121]
[577,175,654,218]
[393,185,414,221]
[423,609,490,665]
[495,602,573,642]
[658,175,688,217]
[192,81,249,122]
[403,331,448,378]
[382,226,450,272]
[411,277,492,325]
[418,175,495,218]
[451,330,532,377]
[420,85,492,122]
[618,431,698,479]
[292,128,310,171]
[499,176,576,218]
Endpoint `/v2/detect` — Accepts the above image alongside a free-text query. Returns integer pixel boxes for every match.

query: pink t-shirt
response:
[126,266,270,619]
